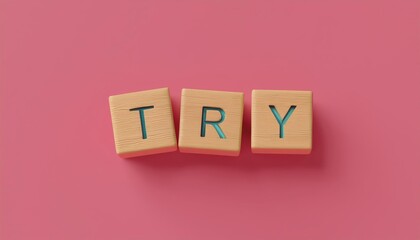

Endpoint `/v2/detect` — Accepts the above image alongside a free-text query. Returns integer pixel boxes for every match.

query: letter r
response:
[201,107,226,139]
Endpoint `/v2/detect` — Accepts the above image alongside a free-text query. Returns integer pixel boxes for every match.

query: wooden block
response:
[109,88,177,157]
[252,90,312,154]
[178,89,244,156]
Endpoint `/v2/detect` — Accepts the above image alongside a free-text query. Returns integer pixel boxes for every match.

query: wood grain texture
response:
[178,89,244,156]
[252,90,312,154]
[109,88,177,157]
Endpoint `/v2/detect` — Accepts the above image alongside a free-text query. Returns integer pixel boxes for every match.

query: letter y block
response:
[109,88,177,157]
[252,90,312,154]
[179,89,244,156]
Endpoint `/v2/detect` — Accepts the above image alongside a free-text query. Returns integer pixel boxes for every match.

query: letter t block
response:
[109,88,177,157]
[252,90,313,154]
[179,89,244,156]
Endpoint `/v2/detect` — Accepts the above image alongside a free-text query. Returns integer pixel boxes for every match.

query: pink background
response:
[1,0,420,239]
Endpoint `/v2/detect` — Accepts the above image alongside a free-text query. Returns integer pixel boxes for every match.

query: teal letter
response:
[269,105,296,138]
[201,107,226,139]
[130,106,154,139]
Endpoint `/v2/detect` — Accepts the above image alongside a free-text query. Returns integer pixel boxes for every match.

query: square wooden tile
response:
[109,88,177,157]
[179,89,244,156]
[252,90,312,154]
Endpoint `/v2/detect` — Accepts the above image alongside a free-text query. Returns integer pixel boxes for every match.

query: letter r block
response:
[179,89,244,156]
[109,88,177,157]
[252,90,312,154]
